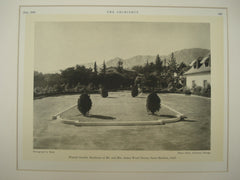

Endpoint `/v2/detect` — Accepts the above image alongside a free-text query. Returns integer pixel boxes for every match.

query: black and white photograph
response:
[33,21,211,151]
[3,0,240,177]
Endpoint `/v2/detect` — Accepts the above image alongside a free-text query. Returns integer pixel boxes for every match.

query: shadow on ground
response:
[135,97,146,99]
[152,114,176,118]
[87,114,116,120]
[179,119,197,122]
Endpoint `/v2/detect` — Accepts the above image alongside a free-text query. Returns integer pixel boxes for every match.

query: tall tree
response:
[94,61,97,74]
[143,59,150,75]
[102,60,106,74]
[155,54,162,73]
[177,62,188,75]
[117,59,123,72]
[168,52,177,74]
[168,52,178,89]
[163,58,167,67]
[146,59,149,67]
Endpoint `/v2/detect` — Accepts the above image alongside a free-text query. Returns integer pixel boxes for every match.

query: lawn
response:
[34,91,210,150]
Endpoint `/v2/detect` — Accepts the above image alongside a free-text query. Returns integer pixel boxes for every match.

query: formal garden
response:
[33,54,211,150]
[34,91,210,150]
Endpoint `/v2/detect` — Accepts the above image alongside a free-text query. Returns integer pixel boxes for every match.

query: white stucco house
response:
[184,54,211,89]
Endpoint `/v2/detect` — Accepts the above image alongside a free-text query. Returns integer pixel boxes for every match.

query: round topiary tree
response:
[100,87,108,98]
[146,92,161,114]
[131,85,138,97]
[77,93,92,116]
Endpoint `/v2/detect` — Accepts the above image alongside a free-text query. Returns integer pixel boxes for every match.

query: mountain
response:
[106,55,155,69]
[105,57,124,67]
[124,55,157,67]
[83,48,210,70]
[108,48,210,69]
[168,48,210,65]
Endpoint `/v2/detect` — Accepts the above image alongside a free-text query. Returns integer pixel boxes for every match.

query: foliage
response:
[34,71,62,89]
[155,54,162,73]
[102,61,106,74]
[77,93,92,116]
[131,85,138,97]
[193,86,202,95]
[177,62,189,75]
[144,74,158,90]
[94,61,97,74]
[191,84,211,97]
[61,65,93,87]
[100,72,127,90]
[201,84,211,97]
[168,53,177,74]
[100,87,108,98]
[146,92,161,114]
[131,53,188,91]
[34,71,47,88]
[117,59,123,72]
[183,87,192,95]
[34,52,192,98]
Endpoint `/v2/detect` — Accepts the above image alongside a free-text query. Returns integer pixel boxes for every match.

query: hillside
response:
[167,48,210,65]
[84,48,210,69]
[106,48,210,69]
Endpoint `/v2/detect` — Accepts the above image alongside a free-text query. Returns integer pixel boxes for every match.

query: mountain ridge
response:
[84,48,210,70]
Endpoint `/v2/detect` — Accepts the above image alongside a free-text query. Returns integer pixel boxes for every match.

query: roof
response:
[189,59,197,66]
[184,54,211,76]
[184,65,211,75]
[200,56,209,64]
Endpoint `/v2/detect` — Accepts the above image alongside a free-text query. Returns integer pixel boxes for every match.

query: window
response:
[193,62,197,69]
[205,59,209,67]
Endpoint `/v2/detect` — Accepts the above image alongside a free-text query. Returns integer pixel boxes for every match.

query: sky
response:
[34,22,210,73]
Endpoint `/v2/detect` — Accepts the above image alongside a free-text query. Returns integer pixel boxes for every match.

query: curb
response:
[52,100,185,126]
[52,104,77,120]
[55,114,184,126]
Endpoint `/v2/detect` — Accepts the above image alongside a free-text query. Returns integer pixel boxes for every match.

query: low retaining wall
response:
[60,115,183,126]
[52,104,77,120]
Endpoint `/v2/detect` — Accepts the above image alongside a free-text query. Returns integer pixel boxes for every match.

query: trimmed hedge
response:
[100,87,108,98]
[131,86,139,97]
[146,92,161,114]
[77,93,92,116]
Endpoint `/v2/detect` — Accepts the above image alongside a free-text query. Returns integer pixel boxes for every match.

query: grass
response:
[34,91,210,150]
[61,94,176,122]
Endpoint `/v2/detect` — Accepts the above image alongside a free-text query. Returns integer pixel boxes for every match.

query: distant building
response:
[184,54,211,89]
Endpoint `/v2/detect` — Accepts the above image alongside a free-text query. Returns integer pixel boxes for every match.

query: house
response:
[184,54,211,89]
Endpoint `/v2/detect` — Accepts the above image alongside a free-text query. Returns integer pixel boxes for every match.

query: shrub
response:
[201,84,211,97]
[169,87,177,93]
[100,87,108,98]
[77,93,92,116]
[146,92,161,114]
[131,85,138,97]
[193,86,202,95]
[183,87,192,95]
[87,83,94,91]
